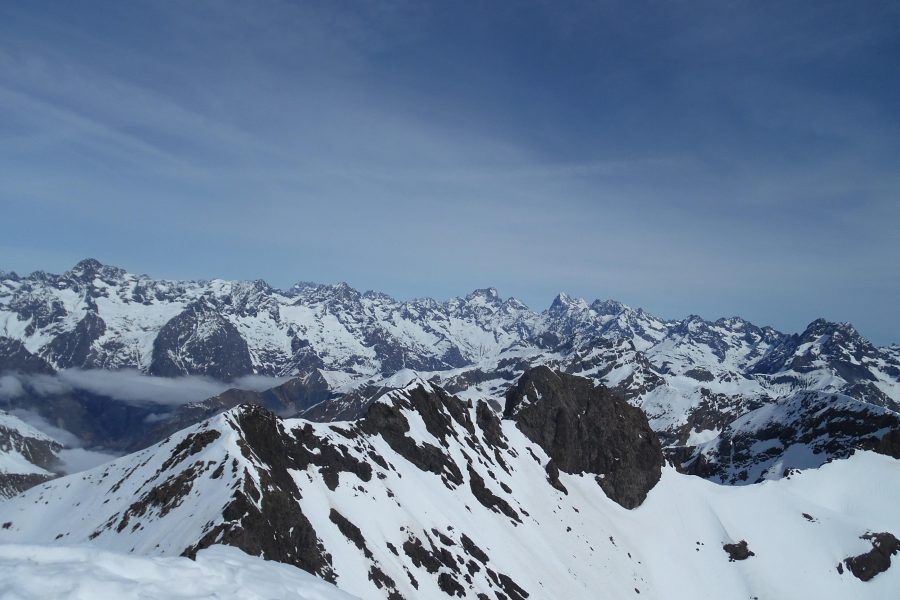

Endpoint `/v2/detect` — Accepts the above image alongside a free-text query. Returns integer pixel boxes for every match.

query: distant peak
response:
[803,318,859,339]
[74,257,103,271]
[502,296,529,310]
[549,292,588,313]
[468,287,500,300]
[283,281,320,296]
[67,258,125,281]
[362,289,395,302]
[309,281,362,303]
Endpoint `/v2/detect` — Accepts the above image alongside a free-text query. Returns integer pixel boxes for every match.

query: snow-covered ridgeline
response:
[0,374,898,599]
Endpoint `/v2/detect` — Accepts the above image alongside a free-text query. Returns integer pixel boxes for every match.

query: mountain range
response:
[0,259,898,598]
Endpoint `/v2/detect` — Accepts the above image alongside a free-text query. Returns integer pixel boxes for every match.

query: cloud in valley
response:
[0,369,290,407]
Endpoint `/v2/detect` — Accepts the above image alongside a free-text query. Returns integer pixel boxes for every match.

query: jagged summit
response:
[548,292,590,314]
[465,287,501,302]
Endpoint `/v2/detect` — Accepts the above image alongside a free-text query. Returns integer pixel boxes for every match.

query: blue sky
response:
[1,1,898,343]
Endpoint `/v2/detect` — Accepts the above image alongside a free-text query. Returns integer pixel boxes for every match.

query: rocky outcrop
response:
[504,367,663,509]
[0,337,54,374]
[842,532,899,581]
[0,411,63,498]
[182,406,342,580]
[676,391,900,484]
[150,300,254,379]
[723,540,755,561]
[871,429,900,459]
[44,311,106,369]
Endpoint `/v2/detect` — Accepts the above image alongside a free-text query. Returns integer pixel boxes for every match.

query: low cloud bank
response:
[0,370,292,407]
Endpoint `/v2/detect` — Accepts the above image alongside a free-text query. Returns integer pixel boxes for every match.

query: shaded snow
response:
[0,544,358,600]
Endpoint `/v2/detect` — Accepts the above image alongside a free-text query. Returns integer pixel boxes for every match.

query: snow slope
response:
[0,544,358,600]
[0,375,897,599]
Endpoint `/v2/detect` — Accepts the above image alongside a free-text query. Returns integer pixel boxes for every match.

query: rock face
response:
[843,532,900,582]
[0,411,63,498]
[44,311,107,369]
[150,300,254,380]
[673,390,900,484]
[181,406,340,580]
[504,366,664,509]
[0,337,54,374]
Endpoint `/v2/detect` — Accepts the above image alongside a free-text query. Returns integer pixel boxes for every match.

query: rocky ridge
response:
[0,370,897,599]
[1,259,898,489]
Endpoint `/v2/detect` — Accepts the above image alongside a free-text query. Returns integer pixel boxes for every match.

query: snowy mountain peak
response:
[548,292,590,314]
[65,258,126,284]
[803,318,860,340]
[466,287,500,302]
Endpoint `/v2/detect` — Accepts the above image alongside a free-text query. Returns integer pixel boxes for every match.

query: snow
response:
[0,410,60,478]
[0,412,55,443]
[685,427,720,446]
[0,449,50,476]
[0,544,358,600]
[2,395,897,600]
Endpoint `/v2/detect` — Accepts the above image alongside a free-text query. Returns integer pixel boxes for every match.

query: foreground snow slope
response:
[0,372,897,599]
[0,544,358,600]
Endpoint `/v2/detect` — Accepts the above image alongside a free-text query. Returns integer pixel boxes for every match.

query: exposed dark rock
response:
[0,414,64,497]
[544,460,568,495]
[0,473,57,499]
[486,568,530,600]
[723,540,755,561]
[150,300,254,379]
[160,430,221,471]
[360,388,464,486]
[183,406,337,581]
[403,537,443,573]
[330,509,373,559]
[843,532,899,581]
[120,463,204,524]
[684,368,715,382]
[872,429,900,459]
[437,572,465,597]
[678,391,900,485]
[44,311,106,369]
[505,367,663,509]
[476,400,507,449]
[467,463,520,521]
[461,534,490,564]
[300,384,385,422]
[0,337,54,374]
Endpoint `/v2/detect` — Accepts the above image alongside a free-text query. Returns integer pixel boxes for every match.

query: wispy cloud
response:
[1,1,898,343]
